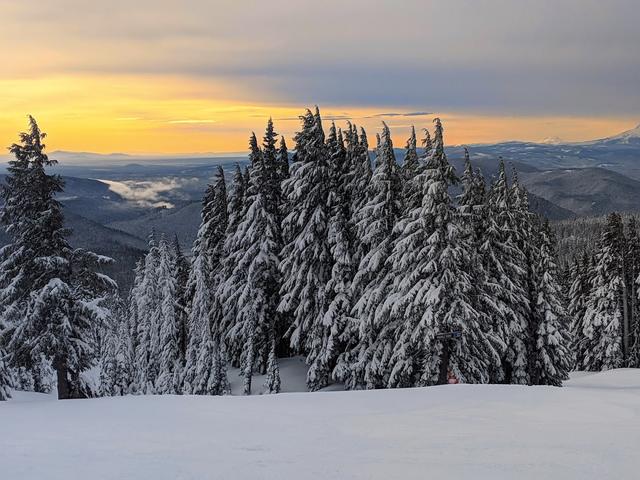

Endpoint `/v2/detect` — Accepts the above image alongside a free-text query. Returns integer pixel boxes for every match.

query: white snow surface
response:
[1,364,639,480]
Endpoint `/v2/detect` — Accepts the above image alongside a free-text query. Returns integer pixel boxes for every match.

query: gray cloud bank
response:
[2,0,639,115]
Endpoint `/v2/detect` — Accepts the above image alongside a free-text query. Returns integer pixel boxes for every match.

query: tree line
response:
[568,213,640,369]
[10,109,627,400]
[98,107,574,396]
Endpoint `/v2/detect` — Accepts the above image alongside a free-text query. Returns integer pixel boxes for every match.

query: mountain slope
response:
[521,167,640,216]
[527,193,576,220]
[65,212,146,293]
[107,201,202,249]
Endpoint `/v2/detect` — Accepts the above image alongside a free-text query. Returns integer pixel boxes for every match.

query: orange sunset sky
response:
[1,1,638,155]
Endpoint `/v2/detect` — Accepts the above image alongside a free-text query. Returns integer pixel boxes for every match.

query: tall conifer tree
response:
[387,119,494,387]
[306,123,354,390]
[183,167,228,394]
[133,234,160,393]
[155,236,180,394]
[1,117,116,399]
[581,213,625,371]
[401,126,422,212]
[479,160,530,384]
[531,220,572,385]
[278,108,332,376]
[172,236,190,363]
[0,347,11,400]
[339,122,402,389]
[568,252,593,368]
[221,130,282,394]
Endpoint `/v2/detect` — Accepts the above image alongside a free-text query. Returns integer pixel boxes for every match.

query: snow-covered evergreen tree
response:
[337,122,402,389]
[306,123,354,390]
[401,126,422,211]
[510,171,546,384]
[183,251,212,393]
[568,252,593,368]
[346,125,372,221]
[191,297,228,396]
[98,298,131,397]
[98,329,119,396]
[373,132,382,169]
[262,118,284,213]
[1,117,117,399]
[155,237,180,394]
[183,167,228,394]
[221,130,282,394]
[0,347,12,400]
[133,234,160,393]
[264,338,281,394]
[276,136,290,182]
[581,213,625,371]
[387,118,495,387]
[125,260,143,392]
[624,217,640,367]
[172,236,190,363]
[195,167,229,273]
[343,124,372,270]
[478,160,530,384]
[313,105,325,143]
[0,116,54,392]
[457,148,486,245]
[456,149,504,380]
[217,164,248,360]
[275,135,291,229]
[421,127,433,158]
[228,164,247,230]
[278,109,332,368]
[243,165,251,198]
[219,142,260,369]
[530,220,572,385]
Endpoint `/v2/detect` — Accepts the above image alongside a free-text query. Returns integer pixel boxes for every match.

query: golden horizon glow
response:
[1,74,637,156]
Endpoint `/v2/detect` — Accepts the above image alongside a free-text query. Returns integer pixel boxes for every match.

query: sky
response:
[1,0,639,154]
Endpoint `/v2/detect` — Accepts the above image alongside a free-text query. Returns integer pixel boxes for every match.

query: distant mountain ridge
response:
[2,122,638,166]
[1,122,640,292]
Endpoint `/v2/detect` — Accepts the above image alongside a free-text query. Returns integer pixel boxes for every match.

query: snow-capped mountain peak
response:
[602,123,640,143]
[541,136,564,145]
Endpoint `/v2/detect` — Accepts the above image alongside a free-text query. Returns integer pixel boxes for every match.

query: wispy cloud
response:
[167,119,217,124]
[365,112,433,118]
[274,112,433,122]
[97,178,182,208]
[273,114,353,121]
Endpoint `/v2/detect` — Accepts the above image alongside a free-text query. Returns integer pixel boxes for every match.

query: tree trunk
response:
[54,358,70,400]
[179,314,187,363]
[631,269,636,363]
[437,341,450,385]
[622,270,630,364]
[503,359,513,385]
[243,334,254,395]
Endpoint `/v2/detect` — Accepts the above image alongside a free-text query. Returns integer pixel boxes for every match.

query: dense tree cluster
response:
[569,213,640,369]
[92,108,573,397]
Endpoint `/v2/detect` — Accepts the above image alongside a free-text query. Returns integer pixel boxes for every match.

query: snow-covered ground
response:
[1,365,639,480]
